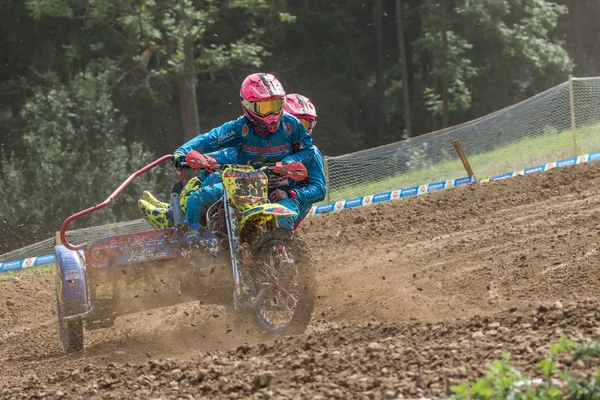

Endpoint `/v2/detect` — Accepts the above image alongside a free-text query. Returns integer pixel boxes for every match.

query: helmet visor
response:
[299,118,317,132]
[244,98,284,116]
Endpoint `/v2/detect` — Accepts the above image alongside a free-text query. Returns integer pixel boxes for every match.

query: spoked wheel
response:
[250,229,315,335]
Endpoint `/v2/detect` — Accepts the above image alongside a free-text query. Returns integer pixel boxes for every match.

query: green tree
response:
[455,0,573,113]
[24,0,294,140]
[0,60,165,252]
[414,0,478,129]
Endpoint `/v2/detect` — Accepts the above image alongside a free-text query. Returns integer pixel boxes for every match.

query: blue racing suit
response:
[175,113,316,228]
[289,146,327,229]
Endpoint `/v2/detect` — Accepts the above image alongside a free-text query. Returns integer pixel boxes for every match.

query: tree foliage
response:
[0,60,167,252]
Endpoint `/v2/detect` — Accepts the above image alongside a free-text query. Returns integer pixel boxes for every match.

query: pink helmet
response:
[284,93,317,134]
[240,73,286,134]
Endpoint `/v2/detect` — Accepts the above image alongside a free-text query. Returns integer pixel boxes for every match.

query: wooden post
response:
[324,155,331,203]
[452,139,477,181]
[569,75,579,157]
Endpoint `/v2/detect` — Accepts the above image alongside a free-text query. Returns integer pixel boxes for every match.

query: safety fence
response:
[325,76,600,202]
[2,149,600,273]
[2,76,600,272]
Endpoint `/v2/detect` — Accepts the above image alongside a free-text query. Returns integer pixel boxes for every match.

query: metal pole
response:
[451,139,476,181]
[569,75,579,157]
[324,155,331,203]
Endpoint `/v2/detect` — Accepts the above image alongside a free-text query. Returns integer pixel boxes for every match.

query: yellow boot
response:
[180,177,202,215]
[142,190,168,209]
[138,200,170,229]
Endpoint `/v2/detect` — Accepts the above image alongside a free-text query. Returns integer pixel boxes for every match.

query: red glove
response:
[269,189,297,203]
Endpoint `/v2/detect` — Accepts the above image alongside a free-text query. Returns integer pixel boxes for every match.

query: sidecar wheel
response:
[57,295,84,353]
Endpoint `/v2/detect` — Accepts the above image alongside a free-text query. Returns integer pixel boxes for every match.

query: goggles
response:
[243,98,284,116]
[299,118,317,132]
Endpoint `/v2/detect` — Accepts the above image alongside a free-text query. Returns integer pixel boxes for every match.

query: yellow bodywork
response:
[222,165,297,231]
[240,204,297,228]
[222,165,268,212]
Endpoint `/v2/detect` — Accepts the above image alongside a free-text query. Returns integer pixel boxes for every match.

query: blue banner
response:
[524,165,544,174]
[557,157,577,168]
[344,197,363,209]
[0,254,55,272]
[454,176,473,186]
[492,172,514,181]
[427,181,446,192]
[372,192,391,203]
[400,186,419,198]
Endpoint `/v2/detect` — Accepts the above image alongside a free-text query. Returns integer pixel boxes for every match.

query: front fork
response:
[222,191,246,310]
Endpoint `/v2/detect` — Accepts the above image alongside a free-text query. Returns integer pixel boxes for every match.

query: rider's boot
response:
[138,200,172,229]
[142,190,169,209]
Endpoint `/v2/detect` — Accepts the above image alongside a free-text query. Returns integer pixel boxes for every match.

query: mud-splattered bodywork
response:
[55,226,230,324]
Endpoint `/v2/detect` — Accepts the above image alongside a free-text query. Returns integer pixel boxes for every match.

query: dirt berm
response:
[2,161,600,399]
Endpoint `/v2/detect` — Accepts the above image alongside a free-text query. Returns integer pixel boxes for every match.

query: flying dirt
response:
[2,161,600,399]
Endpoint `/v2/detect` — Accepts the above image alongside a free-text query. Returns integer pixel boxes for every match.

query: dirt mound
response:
[2,160,600,398]
[6,300,600,399]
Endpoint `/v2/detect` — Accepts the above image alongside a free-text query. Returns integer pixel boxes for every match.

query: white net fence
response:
[3,77,600,263]
[0,219,152,264]
[326,77,600,202]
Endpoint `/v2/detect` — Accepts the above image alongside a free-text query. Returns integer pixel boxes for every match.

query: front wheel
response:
[249,229,316,335]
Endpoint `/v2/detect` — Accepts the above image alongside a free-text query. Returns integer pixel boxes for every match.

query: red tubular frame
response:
[60,155,180,251]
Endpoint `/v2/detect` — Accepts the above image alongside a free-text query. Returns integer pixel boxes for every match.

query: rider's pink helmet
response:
[283,93,317,134]
[240,73,286,134]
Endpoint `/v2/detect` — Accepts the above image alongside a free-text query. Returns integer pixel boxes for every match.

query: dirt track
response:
[2,161,600,399]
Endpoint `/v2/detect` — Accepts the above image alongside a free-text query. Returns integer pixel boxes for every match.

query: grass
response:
[0,263,55,280]
[325,123,600,203]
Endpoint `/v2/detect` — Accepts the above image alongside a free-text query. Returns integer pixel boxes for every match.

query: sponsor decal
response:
[34,254,55,265]
[589,151,600,161]
[315,204,335,214]
[454,176,473,186]
[524,165,544,174]
[427,181,446,192]
[241,124,249,137]
[557,157,576,168]
[401,187,419,198]
[0,260,22,271]
[373,192,391,203]
[218,129,237,144]
[344,198,363,208]
[491,172,513,180]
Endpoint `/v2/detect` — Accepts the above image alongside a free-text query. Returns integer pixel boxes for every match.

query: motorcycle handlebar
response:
[177,162,275,174]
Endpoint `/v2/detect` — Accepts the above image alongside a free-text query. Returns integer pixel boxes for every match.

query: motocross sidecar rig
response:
[55,153,315,353]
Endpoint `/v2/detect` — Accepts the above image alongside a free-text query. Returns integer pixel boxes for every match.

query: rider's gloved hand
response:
[269,189,297,203]
[172,152,187,170]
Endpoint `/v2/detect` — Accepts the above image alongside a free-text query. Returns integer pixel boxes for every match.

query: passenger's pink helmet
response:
[240,73,286,134]
[284,93,317,134]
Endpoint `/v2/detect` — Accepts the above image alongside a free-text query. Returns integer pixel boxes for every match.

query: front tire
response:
[249,229,316,335]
